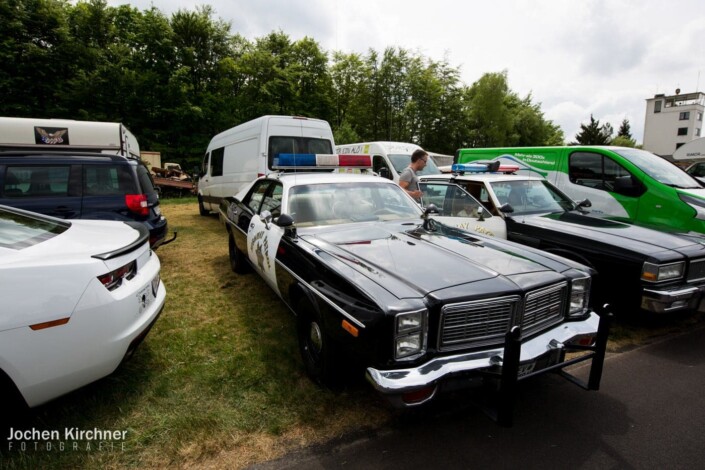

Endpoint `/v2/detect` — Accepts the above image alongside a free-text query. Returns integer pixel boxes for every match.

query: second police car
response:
[420,163,705,315]
[219,154,610,418]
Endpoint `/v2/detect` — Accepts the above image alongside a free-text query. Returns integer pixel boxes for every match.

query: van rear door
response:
[266,118,334,171]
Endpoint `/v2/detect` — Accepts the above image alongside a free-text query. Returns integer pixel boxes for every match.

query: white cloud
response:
[107,0,705,144]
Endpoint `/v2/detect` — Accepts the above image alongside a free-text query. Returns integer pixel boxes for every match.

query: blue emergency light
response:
[451,161,519,174]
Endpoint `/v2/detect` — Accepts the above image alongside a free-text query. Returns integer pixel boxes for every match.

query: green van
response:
[456,146,705,234]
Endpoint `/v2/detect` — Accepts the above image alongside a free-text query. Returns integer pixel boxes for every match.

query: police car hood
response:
[525,212,705,255]
[301,222,575,299]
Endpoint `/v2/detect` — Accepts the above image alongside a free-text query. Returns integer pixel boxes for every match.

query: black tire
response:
[296,298,339,387]
[228,233,250,274]
[198,196,209,216]
[0,371,27,430]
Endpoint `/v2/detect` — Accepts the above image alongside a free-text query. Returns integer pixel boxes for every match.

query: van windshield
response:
[388,154,442,176]
[614,148,701,188]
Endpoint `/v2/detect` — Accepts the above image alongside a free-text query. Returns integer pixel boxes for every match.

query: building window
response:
[678,127,688,136]
[680,111,690,120]
[654,101,662,113]
[676,143,685,150]
[698,112,703,121]
[697,128,702,137]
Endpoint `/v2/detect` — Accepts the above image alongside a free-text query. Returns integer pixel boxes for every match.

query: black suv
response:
[0,151,170,248]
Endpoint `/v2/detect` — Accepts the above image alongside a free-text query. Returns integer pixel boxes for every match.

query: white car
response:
[0,205,166,407]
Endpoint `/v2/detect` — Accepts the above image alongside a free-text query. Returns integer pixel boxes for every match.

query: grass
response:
[1,198,389,469]
[1,197,703,468]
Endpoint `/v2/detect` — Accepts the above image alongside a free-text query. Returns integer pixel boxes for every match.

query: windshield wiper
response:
[666,183,701,189]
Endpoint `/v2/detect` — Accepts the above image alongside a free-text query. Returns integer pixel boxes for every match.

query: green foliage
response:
[333,120,359,145]
[618,118,632,139]
[573,114,613,145]
[0,0,564,165]
[611,135,637,148]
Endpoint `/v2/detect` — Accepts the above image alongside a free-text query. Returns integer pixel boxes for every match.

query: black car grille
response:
[438,283,567,351]
[687,259,705,282]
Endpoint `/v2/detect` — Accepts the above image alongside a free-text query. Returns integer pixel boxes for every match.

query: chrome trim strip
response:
[275,259,366,329]
[642,286,700,301]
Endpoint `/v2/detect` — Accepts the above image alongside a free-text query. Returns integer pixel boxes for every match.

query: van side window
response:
[569,152,633,192]
[210,147,225,177]
[201,153,209,176]
[5,166,71,197]
[373,155,391,174]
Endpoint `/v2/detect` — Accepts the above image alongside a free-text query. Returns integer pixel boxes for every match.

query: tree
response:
[573,115,612,145]
[611,135,636,147]
[464,71,513,147]
[506,93,565,146]
[333,120,359,145]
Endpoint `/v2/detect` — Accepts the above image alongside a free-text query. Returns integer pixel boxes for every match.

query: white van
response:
[198,115,335,215]
[335,141,443,182]
[0,117,140,158]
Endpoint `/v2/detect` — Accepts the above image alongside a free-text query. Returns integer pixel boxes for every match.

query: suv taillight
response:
[126,194,149,216]
[98,261,137,291]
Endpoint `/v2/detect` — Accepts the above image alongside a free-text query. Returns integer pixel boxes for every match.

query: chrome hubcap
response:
[309,322,323,354]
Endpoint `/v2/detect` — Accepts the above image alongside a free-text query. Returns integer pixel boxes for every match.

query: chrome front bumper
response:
[366,312,601,404]
[641,285,703,313]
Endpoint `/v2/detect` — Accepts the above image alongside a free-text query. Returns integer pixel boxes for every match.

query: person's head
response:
[410,149,429,170]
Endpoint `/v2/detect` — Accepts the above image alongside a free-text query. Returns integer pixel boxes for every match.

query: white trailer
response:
[0,117,140,159]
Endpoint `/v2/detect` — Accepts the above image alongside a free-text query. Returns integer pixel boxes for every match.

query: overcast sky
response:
[108,0,705,144]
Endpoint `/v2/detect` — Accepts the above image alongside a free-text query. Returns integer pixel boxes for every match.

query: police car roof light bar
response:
[273,153,372,169]
[451,162,520,175]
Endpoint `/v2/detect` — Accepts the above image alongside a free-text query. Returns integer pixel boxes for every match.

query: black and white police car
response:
[219,154,609,418]
[420,162,705,315]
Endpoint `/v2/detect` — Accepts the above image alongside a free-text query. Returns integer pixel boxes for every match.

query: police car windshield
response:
[388,154,442,176]
[614,148,700,188]
[490,179,569,215]
[287,181,422,227]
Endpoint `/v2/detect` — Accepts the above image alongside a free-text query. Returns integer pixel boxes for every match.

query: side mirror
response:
[577,198,592,208]
[477,206,486,222]
[499,203,514,214]
[275,213,296,237]
[275,213,294,227]
[422,204,439,230]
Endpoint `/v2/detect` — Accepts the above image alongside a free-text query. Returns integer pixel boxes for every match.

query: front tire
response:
[228,233,250,274]
[198,196,209,216]
[297,299,339,387]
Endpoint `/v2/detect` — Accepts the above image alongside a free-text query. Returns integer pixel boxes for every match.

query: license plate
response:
[153,206,161,216]
[136,283,154,315]
[518,349,564,377]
